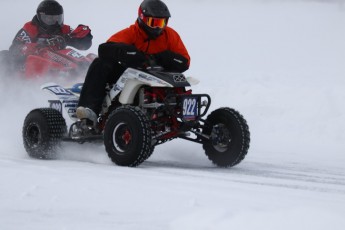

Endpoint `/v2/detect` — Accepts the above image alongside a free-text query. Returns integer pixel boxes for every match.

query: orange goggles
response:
[143,17,167,29]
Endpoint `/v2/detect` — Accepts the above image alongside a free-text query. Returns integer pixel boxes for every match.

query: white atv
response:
[22,64,250,167]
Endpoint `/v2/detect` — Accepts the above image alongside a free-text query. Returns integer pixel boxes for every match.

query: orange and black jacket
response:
[98,21,190,72]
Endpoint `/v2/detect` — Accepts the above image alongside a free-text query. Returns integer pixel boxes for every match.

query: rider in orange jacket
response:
[104,19,190,68]
[77,0,190,125]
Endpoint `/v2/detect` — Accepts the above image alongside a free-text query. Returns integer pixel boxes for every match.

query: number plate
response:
[182,97,198,120]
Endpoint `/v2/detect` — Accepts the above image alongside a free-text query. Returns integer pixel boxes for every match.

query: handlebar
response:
[144,56,164,71]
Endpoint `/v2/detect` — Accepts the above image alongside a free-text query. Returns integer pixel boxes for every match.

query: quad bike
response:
[1,36,96,79]
[22,62,250,168]
[23,46,96,79]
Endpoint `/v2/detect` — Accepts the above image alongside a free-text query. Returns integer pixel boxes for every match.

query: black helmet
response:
[138,0,171,39]
[36,0,64,32]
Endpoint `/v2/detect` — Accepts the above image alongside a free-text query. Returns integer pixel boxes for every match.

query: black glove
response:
[37,35,66,50]
[154,50,189,72]
[120,47,146,68]
[99,42,146,68]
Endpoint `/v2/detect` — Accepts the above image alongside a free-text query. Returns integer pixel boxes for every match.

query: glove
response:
[122,50,146,67]
[69,24,92,39]
[47,35,66,50]
[66,25,93,50]
[119,46,146,68]
[37,36,66,51]
[98,42,146,67]
[154,50,189,72]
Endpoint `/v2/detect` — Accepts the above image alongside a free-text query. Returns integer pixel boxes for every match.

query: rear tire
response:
[202,107,250,167]
[104,106,153,167]
[22,108,67,159]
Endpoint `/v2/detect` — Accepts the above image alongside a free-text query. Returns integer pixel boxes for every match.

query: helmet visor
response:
[39,13,64,26]
[144,17,167,29]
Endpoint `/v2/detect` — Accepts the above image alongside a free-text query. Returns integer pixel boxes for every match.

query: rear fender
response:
[41,83,79,121]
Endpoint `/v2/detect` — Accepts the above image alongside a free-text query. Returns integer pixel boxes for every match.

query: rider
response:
[76,0,190,126]
[7,0,93,73]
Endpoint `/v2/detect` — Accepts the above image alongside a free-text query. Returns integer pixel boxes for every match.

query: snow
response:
[1,0,345,229]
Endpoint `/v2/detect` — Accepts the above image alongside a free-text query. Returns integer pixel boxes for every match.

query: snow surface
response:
[1,0,345,229]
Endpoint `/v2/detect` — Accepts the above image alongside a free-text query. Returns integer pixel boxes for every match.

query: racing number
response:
[183,97,198,118]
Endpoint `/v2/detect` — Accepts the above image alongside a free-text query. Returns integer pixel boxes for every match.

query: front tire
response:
[104,106,153,167]
[22,108,66,159]
[202,107,250,167]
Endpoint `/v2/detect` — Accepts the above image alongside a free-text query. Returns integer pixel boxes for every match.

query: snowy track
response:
[143,160,345,194]
[1,142,345,230]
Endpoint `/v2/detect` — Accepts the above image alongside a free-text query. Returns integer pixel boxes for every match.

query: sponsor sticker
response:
[49,100,62,113]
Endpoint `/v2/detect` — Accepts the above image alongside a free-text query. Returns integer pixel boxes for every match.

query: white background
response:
[1,0,345,229]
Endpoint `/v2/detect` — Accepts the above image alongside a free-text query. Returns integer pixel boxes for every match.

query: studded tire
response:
[22,108,67,159]
[202,107,250,167]
[104,106,153,167]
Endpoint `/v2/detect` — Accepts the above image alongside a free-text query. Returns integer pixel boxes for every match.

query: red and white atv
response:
[1,36,96,79]
[23,46,96,79]
[22,63,250,168]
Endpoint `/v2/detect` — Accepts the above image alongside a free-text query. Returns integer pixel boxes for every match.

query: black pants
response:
[78,58,125,114]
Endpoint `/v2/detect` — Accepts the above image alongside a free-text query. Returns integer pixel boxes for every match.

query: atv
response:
[22,63,250,168]
[1,36,96,79]
[23,46,96,79]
